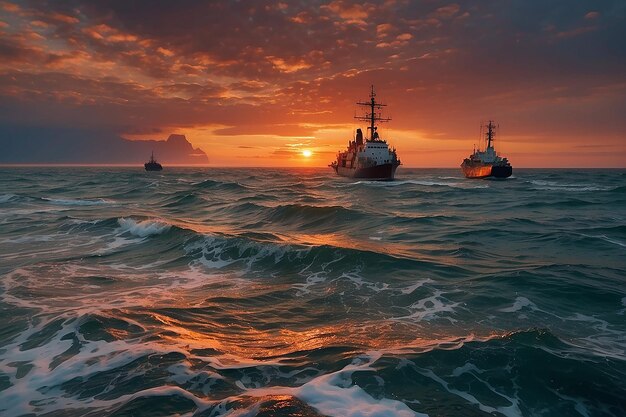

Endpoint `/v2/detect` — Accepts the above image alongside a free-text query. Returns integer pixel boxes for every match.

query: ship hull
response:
[491,165,512,178]
[334,163,398,180]
[461,163,512,179]
[144,163,163,171]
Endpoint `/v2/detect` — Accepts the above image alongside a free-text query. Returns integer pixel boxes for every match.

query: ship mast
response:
[355,85,391,140]
[485,120,496,149]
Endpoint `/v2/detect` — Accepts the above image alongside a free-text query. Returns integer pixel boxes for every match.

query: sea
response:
[0,167,624,417]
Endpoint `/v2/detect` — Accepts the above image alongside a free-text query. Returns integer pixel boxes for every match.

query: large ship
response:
[329,86,401,180]
[144,151,163,171]
[461,121,512,178]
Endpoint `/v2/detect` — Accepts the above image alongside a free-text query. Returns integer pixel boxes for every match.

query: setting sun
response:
[302,150,312,158]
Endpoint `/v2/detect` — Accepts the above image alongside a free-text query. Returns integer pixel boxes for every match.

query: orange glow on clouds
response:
[0,0,624,167]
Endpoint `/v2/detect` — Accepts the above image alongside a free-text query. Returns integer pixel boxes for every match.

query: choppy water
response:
[0,167,625,417]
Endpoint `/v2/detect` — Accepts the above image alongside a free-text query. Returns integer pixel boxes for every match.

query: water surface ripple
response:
[0,168,625,416]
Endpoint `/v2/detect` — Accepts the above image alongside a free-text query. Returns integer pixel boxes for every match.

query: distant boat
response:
[144,151,163,171]
[461,121,512,178]
[329,86,401,180]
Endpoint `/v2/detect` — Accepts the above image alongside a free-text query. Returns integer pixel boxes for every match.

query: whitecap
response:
[353,179,470,188]
[117,218,172,237]
[399,279,432,295]
[498,296,537,313]
[578,233,626,248]
[42,197,113,206]
[530,180,610,192]
[245,353,427,417]
[391,289,459,322]
[0,193,18,203]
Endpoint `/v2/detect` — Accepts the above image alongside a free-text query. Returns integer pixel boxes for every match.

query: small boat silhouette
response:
[144,151,163,171]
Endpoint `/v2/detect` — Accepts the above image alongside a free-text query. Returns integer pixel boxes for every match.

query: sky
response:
[0,0,625,167]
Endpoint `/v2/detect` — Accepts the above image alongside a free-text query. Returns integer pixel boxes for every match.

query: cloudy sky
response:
[1,0,624,166]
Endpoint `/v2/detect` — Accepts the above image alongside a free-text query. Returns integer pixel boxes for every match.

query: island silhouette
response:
[0,128,208,165]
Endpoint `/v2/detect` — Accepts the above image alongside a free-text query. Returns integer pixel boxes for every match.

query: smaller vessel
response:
[144,151,163,171]
[461,121,512,178]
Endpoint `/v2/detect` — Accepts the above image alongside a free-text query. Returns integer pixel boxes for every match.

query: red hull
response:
[461,163,512,178]
[461,164,492,178]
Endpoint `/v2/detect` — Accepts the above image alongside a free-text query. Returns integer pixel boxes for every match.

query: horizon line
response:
[1,164,625,169]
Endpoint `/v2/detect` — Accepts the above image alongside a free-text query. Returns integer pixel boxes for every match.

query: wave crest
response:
[117,218,172,237]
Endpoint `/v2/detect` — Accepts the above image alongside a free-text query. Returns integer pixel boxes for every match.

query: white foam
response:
[530,180,609,192]
[392,290,459,322]
[293,271,327,295]
[186,235,312,274]
[2,234,56,244]
[292,253,350,295]
[499,296,537,313]
[562,313,626,360]
[42,197,113,206]
[117,218,171,237]
[451,362,485,377]
[579,233,626,248]
[351,179,487,189]
[419,368,522,417]
[0,263,256,415]
[399,279,432,295]
[246,353,427,417]
[0,193,18,203]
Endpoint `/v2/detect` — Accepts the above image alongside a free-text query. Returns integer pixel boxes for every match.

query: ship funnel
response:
[355,128,363,145]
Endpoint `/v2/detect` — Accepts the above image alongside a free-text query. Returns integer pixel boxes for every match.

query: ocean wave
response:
[185,232,469,283]
[498,296,538,313]
[57,216,179,240]
[518,198,598,208]
[388,328,626,416]
[0,194,115,207]
[612,185,626,193]
[0,193,19,203]
[41,197,114,206]
[162,192,203,208]
[577,233,626,248]
[117,218,172,237]
[192,178,248,191]
[395,213,463,226]
[350,179,489,189]
[391,289,461,322]
[267,203,367,225]
[244,352,424,417]
[530,179,612,192]
[212,201,371,230]
[2,168,625,417]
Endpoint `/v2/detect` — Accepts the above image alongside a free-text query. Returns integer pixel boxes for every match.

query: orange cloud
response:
[322,1,370,25]
[0,0,624,167]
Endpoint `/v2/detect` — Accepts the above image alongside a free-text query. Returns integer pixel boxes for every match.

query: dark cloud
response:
[0,37,37,61]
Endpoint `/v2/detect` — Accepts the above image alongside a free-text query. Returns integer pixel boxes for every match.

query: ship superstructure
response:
[461,121,512,178]
[330,86,401,180]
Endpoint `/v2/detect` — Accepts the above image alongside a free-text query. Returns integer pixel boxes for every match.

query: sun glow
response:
[302,149,312,157]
